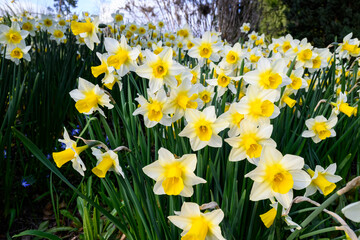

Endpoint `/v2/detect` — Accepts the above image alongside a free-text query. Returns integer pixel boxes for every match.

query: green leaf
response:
[13,230,62,240]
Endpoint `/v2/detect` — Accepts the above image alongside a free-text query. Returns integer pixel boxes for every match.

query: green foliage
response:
[281,0,360,46]
[259,0,287,39]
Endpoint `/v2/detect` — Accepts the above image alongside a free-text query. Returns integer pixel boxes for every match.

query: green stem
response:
[287,192,340,240]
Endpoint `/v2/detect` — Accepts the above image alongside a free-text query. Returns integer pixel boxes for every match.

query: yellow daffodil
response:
[245,147,311,208]
[142,148,206,196]
[178,106,229,151]
[69,77,113,117]
[168,202,225,240]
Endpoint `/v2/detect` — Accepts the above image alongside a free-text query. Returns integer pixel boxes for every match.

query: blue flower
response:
[4,150,6,158]
[71,128,80,136]
[60,142,66,150]
[21,179,31,187]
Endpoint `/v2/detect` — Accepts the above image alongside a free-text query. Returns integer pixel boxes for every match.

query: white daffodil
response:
[197,84,215,109]
[260,202,301,230]
[218,102,245,137]
[91,148,124,178]
[0,21,29,47]
[5,42,31,65]
[133,88,172,128]
[336,33,360,59]
[237,85,280,124]
[71,16,100,50]
[243,57,291,90]
[69,77,113,117]
[168,202,225,240]
[167,79,199,121]
[136,47,183,93]
[179,106,229,151]
[91,52,115,86]
[245,147,311,208]
[331,92,357,117]
[188,31,222,66]
[225,120,276,164]
[105,35,140,76]
[305,163,342,197]
[142,148,206,197]
[302,115,337,143]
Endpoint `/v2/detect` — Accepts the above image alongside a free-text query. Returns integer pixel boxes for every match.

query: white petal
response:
[249,181,272,201]
[290,170,311,190]
[342,201,360,222]
[280,154,304,170]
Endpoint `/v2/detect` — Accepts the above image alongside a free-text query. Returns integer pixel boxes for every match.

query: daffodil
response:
[179,106,228,151]
[197,84,214,109]
[105,35,140,76]
[225,120,276,163]
[302,115,337,143]
[218,102,245,137]
[245,147,311,208]
[91,148,124,178]
[260,202,301,230]
[50,27,66,44]
[69,77,113,117]
[188,31,222,66]
[71,17,100,50]
[52,127,87,176]
[168,202,225,240]
[20,17,36,36]
[237,85,280,124]
[91,52,115,86]
[331,92,357,117]
[136,47,183,93]
[305,163,342,197]
[243,57,291,90]
[240,22,250,33]
[295,39,316,69]
[0,21,29,46]
[133,89,172,128]
[167,79,199,121]
[287,68,307,91]
[220,42,244,71]
[337,33,360,59]
[142,148,206,197]
[206,64,238,98]
[5,42,31,65]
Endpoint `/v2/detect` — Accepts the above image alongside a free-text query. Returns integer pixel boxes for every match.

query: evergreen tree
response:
[281,0,360,47]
